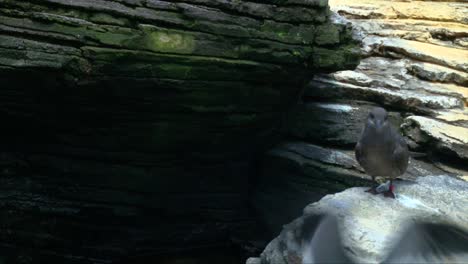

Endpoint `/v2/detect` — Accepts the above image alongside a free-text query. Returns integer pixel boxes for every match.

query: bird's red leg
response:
[383,179,396,199]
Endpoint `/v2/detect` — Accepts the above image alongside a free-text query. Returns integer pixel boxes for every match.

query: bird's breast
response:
[361,145,396,176]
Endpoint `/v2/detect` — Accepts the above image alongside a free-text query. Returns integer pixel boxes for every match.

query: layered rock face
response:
[252,0,467,235]
[0,0,360,263]
[325,0,468,161]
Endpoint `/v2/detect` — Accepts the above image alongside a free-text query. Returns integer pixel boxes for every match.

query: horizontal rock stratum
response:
[322,0,468,164]
[0,0,361,263]
[0,0,360,154]
[250,1,468,262]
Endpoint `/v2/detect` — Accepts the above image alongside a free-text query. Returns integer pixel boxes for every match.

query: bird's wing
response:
[301,214,353,264]
[355,141,364,165]
[382,222,468,264]
[392,138,409,176]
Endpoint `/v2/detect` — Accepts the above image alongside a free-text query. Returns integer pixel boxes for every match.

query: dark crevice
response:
[0,30,85,49]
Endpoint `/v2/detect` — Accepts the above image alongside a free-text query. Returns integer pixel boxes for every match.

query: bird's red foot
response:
[383,184,396,199]
[383,191,396,199]
[365,187,378,195]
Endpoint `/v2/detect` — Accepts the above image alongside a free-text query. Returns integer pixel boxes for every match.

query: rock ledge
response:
[252,175,468,264]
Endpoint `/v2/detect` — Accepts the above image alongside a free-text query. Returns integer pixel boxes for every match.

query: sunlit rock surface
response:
[306,0,468,166]
[322,0,468,167]
[403,116,468,159]
[250,175,468,264]
[252,0,468,243]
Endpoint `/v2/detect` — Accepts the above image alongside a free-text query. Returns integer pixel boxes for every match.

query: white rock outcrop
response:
[252,175,468,264]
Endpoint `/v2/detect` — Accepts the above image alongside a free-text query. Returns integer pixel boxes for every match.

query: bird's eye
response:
[369,113,374,119]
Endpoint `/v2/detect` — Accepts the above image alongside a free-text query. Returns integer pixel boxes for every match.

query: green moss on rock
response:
[315,24,341,46]
[312,44,361,71]
[0,0,363,262]
[137,25,196,54]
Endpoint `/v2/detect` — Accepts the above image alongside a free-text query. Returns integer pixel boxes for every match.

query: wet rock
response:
[306,57,467,113]
[402,116,468,160]
[408,62,468,87]
[367,37,468,72]
[252,142,370,235]
[245,257,261,264]
[303,0,468,176]
[306,74,464,112]
[251,142,448,236]
[252,2,468,262]
[255,175,468,264]
[283,102,403,147]
[434,109,468,125]
[0,152,30,177]
[0,0,362,262]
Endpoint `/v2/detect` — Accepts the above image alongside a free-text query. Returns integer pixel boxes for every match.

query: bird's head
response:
[367,107,389,131]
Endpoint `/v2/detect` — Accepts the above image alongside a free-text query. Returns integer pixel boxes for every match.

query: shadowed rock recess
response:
[0,0,360,263]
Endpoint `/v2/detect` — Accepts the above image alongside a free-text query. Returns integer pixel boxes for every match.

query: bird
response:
[301,213,468,264]
[355,107,409,198]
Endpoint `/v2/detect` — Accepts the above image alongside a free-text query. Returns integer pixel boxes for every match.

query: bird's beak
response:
[375,120,383,129]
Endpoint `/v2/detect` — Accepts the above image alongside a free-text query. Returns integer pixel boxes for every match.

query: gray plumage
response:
[355,107,409,196]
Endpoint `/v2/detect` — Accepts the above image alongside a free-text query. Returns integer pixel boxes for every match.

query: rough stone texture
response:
[402,116,468,159]
[251,142,449,235]
[321,0,468,166]
[246,257,261,264]
[283,101,404,147]
[256,175,468,264]
[408,62,468,87]
[307,58,466,112]
[0,0,360,263]
[296,0,468,167]
[253,0,467,237]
